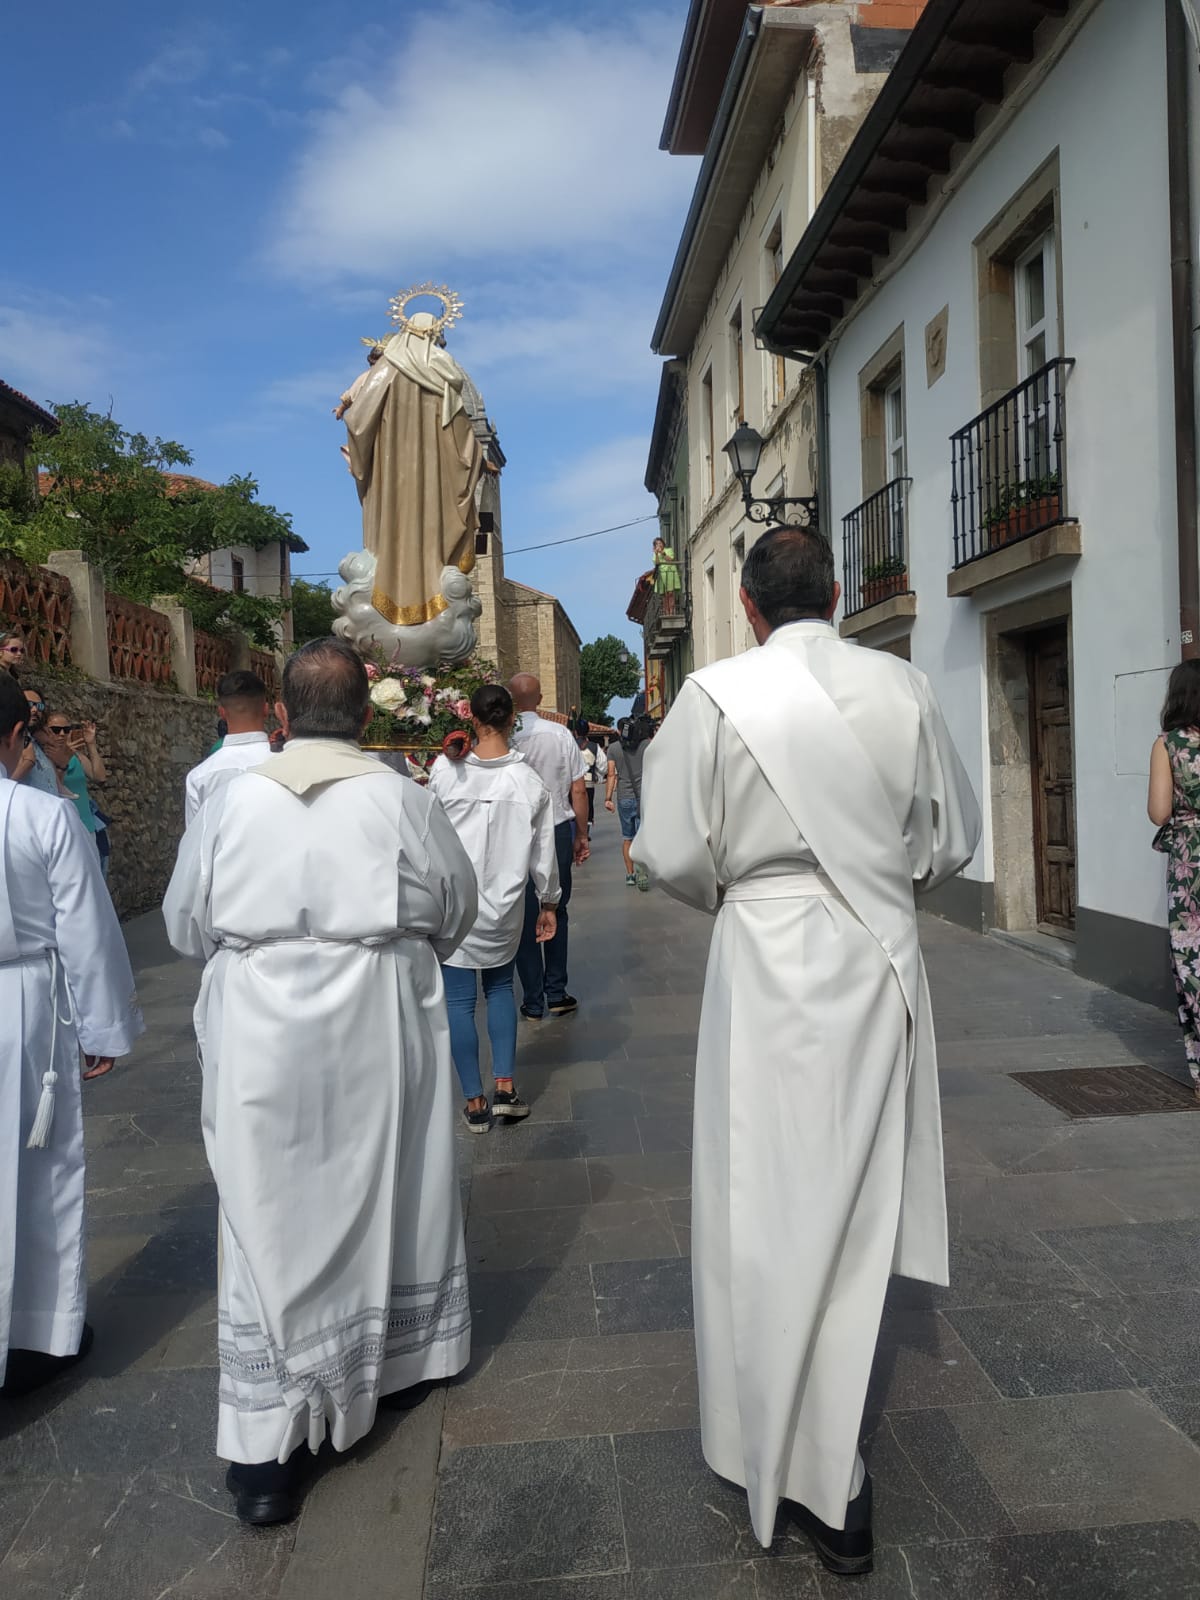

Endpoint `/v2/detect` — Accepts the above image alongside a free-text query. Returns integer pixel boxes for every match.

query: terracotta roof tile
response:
[0,379,57,431]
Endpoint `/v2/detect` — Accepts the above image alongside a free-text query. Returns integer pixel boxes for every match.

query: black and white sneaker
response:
[462,1101,491,1135]
[492,1088,531,1123]
[547,994,578,1016]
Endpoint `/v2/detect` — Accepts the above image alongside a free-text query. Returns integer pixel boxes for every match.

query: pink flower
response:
[454,698,471,718]
[364,662,380,680]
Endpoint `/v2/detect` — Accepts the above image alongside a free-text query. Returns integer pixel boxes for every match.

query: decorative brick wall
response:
[0,555,73,667]
[106,593,173,686]
[249,646,280,700]
[194,629,235,696]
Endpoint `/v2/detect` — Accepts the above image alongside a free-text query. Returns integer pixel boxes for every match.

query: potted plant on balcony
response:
[983,473,1062,549]
[860,554,908,609]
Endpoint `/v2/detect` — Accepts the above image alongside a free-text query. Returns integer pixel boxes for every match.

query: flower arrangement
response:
[363,655,500,769]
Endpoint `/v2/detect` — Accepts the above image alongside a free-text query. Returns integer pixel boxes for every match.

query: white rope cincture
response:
[26,950,75,1150]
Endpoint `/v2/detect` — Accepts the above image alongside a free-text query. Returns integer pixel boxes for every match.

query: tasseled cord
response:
[27,951,74,1150]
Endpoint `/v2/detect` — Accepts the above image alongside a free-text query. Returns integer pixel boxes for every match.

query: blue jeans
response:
[516,819,574,1015]
[617,796,640,840]
[441,962,517,1100]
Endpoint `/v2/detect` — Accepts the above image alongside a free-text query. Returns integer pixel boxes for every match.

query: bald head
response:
[282,638,370,740]
[509,674,541,712]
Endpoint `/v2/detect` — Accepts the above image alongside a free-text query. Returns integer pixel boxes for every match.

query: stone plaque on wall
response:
[925,305,949,387]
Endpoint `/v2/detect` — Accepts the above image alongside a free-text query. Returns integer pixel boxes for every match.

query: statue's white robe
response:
[163,742,479,1465]
[633,622,980,1544]
[0,777,143,1383]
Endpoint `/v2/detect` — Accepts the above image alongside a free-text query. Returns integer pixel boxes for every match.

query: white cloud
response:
[197,126,230,151]
[0,305,115,401]
[257,364,358,414]
[268,3,693,281]
[130,38,212,96]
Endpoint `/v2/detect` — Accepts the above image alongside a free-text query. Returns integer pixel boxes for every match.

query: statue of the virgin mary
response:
[333,285,484,666]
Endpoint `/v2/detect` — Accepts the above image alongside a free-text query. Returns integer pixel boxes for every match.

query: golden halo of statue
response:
[387,283,465,341]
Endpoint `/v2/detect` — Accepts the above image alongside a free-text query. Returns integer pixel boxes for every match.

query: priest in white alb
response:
[163,638,479,1527]
[633,528,980,1576]
[0,674,143,1396]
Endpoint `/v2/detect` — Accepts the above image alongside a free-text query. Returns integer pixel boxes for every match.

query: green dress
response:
[653,547,682,595]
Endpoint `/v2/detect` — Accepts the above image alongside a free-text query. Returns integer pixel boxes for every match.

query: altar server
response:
[0,674,143,1395]
[633,528,980,1574]
[163,639,478,1527]
[184,670,273,823]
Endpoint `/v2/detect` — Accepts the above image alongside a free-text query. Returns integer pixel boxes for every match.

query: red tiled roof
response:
[0,379,57,431]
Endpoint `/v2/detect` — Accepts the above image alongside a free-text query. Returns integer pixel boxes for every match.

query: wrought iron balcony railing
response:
[842,477,912,619]
[644,582,689,655]
[951,357,1074,569]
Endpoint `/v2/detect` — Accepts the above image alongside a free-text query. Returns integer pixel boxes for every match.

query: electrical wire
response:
[289,512,659,577]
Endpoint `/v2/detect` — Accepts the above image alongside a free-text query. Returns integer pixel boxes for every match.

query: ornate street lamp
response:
[723,423,820,531]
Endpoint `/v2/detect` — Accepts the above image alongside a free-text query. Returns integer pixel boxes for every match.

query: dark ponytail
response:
[471,683,514,730]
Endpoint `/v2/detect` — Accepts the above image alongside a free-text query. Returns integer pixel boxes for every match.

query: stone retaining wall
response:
[30,667,217,918]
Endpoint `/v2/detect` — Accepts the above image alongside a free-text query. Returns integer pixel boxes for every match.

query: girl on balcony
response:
[1149,659,1200,1100]
[652,537,682,616]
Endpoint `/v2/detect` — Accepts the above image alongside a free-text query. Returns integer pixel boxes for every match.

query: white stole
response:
[694,643,921,1027]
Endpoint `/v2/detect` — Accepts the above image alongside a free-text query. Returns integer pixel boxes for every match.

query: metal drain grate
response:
[1010,1064,1199,1119]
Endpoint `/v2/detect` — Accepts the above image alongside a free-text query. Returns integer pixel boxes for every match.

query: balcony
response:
[644,583,689,659]
[949,358,1080,597]
[840,477,916,641]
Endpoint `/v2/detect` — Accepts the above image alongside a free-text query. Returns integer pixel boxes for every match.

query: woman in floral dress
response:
[652,536,682,615]
[1149,659,1200,1099]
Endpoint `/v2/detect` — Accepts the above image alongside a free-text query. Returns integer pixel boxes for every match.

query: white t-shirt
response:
[427,750,560,968]
[185,732,273,824]
[510,711,586,826]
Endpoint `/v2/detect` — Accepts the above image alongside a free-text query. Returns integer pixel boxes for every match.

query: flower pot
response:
[860,572,907,608]
[988,494,1060,549]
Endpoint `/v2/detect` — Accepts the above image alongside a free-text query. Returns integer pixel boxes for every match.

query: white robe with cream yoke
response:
[163,740,479,1464]
[633,622,980,1544]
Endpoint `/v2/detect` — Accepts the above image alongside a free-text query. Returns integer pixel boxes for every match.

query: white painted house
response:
[757,0,1200,1005]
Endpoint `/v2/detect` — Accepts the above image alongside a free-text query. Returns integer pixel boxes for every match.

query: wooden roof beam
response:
[829,220,892,255]
[861,173,928,205]
[897,104,977,141]
[845,196,911,231]
[947,24,1037,63]
[922,66,1008,104]
[818,247,877,278]
[803,269,862,298]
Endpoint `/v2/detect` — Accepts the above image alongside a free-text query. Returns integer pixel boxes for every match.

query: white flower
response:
[370,677,408,710]
[420,674,437,689]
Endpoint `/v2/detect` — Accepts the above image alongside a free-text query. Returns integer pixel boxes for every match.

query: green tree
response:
[288,578,337,647]
[0,402,296,647]
[579,633,641,725]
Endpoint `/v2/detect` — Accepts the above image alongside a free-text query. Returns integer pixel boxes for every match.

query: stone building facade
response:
[647,0,926,672]
[0,378,57,472]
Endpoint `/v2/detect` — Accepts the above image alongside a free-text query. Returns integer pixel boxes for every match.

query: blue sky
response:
[1,1,698,675]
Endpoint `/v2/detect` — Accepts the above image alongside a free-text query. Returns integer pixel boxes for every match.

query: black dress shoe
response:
[1,1322,94,1397]
[225,1457,304,1526]
[791,1472,873,1576]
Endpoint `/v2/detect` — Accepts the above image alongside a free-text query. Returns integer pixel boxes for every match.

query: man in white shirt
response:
[185,671,273,823]
[509,674,589,1018]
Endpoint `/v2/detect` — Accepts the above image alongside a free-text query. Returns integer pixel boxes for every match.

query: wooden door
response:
[1028,625,1076,931]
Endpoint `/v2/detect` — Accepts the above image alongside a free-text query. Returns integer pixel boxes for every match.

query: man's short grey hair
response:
[282,639,370,740]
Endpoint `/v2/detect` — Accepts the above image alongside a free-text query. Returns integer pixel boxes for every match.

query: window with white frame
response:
[1015,231,1058,378]
[731,533,747,653]
[728,305,745,436]
[883,376,905,482]
[701,367,715,500]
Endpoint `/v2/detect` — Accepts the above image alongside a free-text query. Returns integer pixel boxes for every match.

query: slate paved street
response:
[4,810,1200,1597]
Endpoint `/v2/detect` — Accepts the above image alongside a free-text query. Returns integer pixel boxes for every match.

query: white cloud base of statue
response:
[331,549,481,667]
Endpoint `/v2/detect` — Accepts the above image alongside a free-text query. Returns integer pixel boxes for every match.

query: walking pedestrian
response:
[163,639,479,1526]
[576,719,607,838]
[429,684,560,1132]
[633,528,980,1573]
[185,672,273,823]
[509,673,588,1019]
[0,673,144,1396]
[605,716,651,885]
[1148,658,1200,1100]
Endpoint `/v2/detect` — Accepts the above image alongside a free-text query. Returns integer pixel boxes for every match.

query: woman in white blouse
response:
[428,684,560,1132]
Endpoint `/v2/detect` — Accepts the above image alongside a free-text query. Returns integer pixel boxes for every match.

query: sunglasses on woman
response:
[45,723,80,736]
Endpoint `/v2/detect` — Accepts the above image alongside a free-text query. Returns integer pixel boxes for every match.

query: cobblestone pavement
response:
[4,812,1200,1597]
